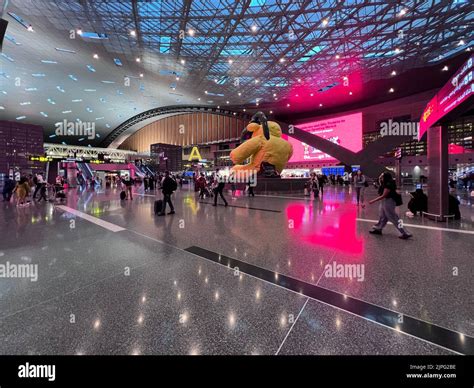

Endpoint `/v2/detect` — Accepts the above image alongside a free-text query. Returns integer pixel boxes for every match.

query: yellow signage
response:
[188,146,202,161]
[29,156,53,162]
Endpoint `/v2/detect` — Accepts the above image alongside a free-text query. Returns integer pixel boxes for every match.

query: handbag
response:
[392,191,403,206]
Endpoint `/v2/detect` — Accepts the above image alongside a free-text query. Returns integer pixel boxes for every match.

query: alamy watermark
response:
[0,261,38,282]
[380,119,419,140]
[324,261,365,282]
[18,362,55,382]
[55,119,96,140]
[216,170,258,187]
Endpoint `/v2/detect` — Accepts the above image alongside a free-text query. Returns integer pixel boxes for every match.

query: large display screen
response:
[419,55,473,140]
[287,112,363,162]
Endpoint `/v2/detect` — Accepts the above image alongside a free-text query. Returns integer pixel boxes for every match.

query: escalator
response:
[76,162,94,180]
[144,165,155,176]
[133,163,156,177]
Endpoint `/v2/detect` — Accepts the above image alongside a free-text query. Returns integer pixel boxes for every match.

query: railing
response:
[421,211,456,223]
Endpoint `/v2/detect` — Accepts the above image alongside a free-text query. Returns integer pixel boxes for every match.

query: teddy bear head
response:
[245,120,282,139]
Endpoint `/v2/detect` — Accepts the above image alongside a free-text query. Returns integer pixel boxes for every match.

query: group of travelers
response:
[194,170,229,206]
[2,173,66,207]
[143,174,157,192]
[194,170,256,205]
[305,173,328,198]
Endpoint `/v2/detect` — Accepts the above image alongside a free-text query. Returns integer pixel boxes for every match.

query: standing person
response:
[354,169,367,208]
[122,174,134,200]
[149,175,155,191]
[197,173,207,200]
[144,175,149,192]
[317,174,326,197]
[343,172,350,186]
[213,169,228,207]
[158,171,176,215]
[247,180,255,197]
[2,177,15,202]
[309,172,319,199]
[368,172,412,239]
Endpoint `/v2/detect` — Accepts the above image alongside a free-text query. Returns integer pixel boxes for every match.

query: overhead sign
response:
[29,156,53,162]
[188,146,202,161]
[419,55,474,140]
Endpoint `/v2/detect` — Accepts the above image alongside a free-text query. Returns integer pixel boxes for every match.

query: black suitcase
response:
[154,200,163,214]
[120,191,126,200]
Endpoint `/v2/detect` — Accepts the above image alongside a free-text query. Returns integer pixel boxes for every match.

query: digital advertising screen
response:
[287,112,363,163]
[419,54,473,140]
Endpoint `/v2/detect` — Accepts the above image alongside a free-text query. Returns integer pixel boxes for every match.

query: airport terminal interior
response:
[0,0,473,358]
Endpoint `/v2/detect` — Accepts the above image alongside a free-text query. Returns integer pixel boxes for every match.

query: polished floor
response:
[0,183,473,355]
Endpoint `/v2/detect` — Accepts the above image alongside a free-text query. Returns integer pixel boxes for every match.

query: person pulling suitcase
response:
[158,171,176,216]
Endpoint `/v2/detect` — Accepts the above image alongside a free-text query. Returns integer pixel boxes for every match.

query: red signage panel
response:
[419,55,474,140]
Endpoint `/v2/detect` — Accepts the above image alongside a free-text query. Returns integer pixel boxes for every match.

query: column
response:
[427,125,449,220]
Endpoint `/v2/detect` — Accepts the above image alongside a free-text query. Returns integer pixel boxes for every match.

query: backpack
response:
[170,178,178,191]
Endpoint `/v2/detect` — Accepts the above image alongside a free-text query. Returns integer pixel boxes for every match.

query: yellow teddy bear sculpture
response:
[230,114,293,176]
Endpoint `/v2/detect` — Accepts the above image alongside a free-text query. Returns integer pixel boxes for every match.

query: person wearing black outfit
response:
[449,194,461,220]
[213,169,228,207]
[37,183,48,202]
[32,174,41,200]
[247,181,255,197]
[2,177,15,201]
[407,188,428,216]
[122,175,134,200]
[144,175,149,192]
[368,172,412,239]
[317,174,326,197]
[159,171,176,215]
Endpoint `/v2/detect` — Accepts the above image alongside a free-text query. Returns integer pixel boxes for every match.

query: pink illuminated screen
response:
[419,55,474,140]
[288,112,363,162]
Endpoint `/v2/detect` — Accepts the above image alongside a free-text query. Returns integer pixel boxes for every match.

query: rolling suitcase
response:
[154,199,163,215]
[120,191,126,200]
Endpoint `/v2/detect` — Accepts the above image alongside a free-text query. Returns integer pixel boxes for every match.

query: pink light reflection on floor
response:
[286,201,365,256]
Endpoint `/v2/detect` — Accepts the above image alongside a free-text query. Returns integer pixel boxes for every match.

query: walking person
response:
[368,172,412,239]
[158,171,176,215]
[354,169,367,208]
[32,173,44,200]
[213,169,228,207]
[36,182,48,203]
[14,177,30,207]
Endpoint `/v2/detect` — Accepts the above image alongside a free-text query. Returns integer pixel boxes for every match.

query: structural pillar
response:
[395,158,402,187]
[427,125,449,220]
